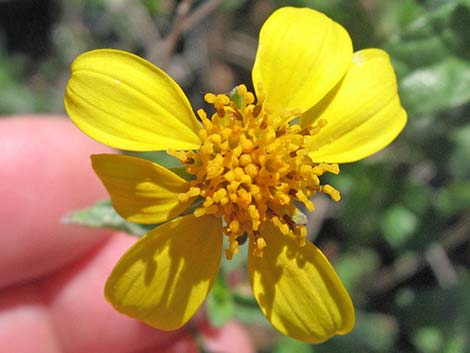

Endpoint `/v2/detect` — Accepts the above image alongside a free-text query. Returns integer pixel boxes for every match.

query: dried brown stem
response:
[149,0,223,67]
[365,213,470,295]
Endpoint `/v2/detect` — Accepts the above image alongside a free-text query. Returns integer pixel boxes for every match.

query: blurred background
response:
[1,0,469,352]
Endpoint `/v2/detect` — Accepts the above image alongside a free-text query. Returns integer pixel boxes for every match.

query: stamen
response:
[174,85,341,259]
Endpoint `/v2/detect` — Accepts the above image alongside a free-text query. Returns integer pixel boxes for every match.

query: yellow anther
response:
[256,237,267,250]
[209,133,222,145]
[217,94,230,105]
[295,190,314,211]
[193,207,206,217]
[200,142,214,155]
[252,237,267,257]
[224,169,235,182]
[259,128,276,144]
[237,189,252,208]
[237,84,248,95]
[321,184,341,201]
[206,163,224,180]
[174,85,342,258]
[229,192,238,203]
[312,163,340,176]
[241,139,255,153]
[228,180,240,193]
[187,186,201,197]
[178,193,190,203]
[230,240,239,253]
[265,157,283,172]
[249,184,261,195]
[221,127,232,140]
[213,188,227,202]
[204,93,216,103]
[203,197,214,207]
[234,167,245,181]
[245,92,255,104]
[239,154,252,166]
[244,163,259,179]
[229,219,239,234]
[271,216,290,235]
[197,108,207,120]
[240,174,252,185]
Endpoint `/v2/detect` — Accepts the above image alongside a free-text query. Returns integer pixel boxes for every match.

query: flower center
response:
[169,85,341,259]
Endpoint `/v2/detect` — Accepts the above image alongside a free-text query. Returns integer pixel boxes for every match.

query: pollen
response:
[169,85,341,258]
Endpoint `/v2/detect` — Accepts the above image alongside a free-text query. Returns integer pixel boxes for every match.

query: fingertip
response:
[0,116,113,288]
[199,320,256,353]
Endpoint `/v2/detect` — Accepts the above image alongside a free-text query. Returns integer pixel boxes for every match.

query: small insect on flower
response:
[64,6,406,343]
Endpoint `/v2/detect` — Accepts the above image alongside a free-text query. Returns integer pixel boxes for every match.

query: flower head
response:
[65,7,406,343]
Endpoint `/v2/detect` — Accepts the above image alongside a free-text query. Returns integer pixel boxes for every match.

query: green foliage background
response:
[1,0,469,352]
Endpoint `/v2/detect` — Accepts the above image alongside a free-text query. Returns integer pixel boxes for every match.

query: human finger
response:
[0,116,112,288]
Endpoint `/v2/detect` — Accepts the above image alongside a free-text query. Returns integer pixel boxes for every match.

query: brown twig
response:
[365,213,470,295]
[112,0,163,48]
[148,0,223,68]
[180,0,223,33]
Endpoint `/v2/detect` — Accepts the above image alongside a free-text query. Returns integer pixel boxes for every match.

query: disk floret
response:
[170,85,341,259]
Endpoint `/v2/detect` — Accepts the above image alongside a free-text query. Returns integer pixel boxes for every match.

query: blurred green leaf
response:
[129,151,193,179]
[274,336,311,353]
[133,150,182,169]
[396,276,470,353]
[400,57,470,115]
[335,247,380,290]
[206,273,235,327]
[401,180,433,216]
[378,0,425,37]
[64,199,154,236]
[381,205,419,248]
[223,0,248,11]
[448,125,470,179]
[232,292,269,326]
[413,326,444,353]
[140,0,160,16]
[316,311,398,353]
[434,181,470,216]
[395,275,470,331]
[448,4,470,58]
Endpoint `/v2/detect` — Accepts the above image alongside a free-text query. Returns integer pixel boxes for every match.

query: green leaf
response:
[223,0,248,12]
[380,205,419,249]
[448,4,470,58]
[63,199,155,236]
[413,327,444,353]
[400,57,470,115]
[335,247,380,290]
[232,298,270,326]
[434,181,470,216]
[378,0,425,37]
[206,273,235,327]
[127,151,193,180]
[315,311,398,353]
[129,150,182,169]
[448,125,470,179]
[274,336,311,353]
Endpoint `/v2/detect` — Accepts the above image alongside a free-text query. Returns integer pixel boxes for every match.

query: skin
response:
[0,116,255,353]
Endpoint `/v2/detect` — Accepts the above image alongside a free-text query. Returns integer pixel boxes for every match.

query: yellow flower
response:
[64,7,406,343]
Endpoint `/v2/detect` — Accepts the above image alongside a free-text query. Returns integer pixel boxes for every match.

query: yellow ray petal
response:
[91,154,192,224]
[65,49,201,151]
[105,214,223,330]
[248,223,354,343]
[252,7,352,118]
[303,49,407,163]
